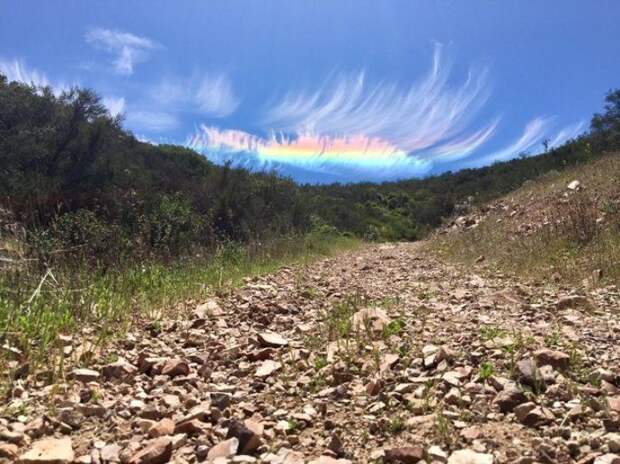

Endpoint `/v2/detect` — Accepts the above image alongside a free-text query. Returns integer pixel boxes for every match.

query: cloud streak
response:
[85,28,158,75]
[102,96,126,118]
[0,58,68,96]
[264,43,495,155]
[149,73,240,117]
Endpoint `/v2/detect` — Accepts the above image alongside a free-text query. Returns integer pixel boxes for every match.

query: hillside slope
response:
[431,153,620,286]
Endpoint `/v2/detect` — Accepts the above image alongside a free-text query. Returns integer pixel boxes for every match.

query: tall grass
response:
[0,231,360,386]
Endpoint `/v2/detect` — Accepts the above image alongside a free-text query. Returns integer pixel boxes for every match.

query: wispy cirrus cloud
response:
[0,58,68,96]
[85,28,158,75]
[548,120,586,148]
[471,117,586,168]
[102,96,126,118]
[148,73,240,117]
[263,43,496,157]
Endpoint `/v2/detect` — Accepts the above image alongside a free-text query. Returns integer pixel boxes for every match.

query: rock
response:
[594,455,620,464]
[493,385,527,412]
[148,418,175,438]
[447,449,493,464]
[515,359,543,389]
[19,437,75,464]
[100,444,121,462]
[534,349,570,370]
[557,295,588,310]
[160,358,189,377]
[71,368,100,383]
[308,457,352,464]
[383,446,425,463]
[567,180,580,190]
[0,443,18,460]
[428,446,448,463]
[609,396,620,414]
[380,353,400,372]
[207,438,239,461]
[352,307,391,332]
[255,360,281,378]
[257,332,288,348]
[514,402,555,427]
[174,419,204,436]
[127,438,172,464]
[195,298,224,318]
[226,420,263,454]
[102,358,137,380]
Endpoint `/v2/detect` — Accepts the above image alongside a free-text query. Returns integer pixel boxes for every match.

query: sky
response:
[1,1,619,184]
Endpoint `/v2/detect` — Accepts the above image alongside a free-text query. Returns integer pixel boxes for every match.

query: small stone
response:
[257,332,288,348]
[514,402,555,427]
[0,443,18,460]
[384,446,425,463]
[493,385,527,412]
[207,438,239,461]
[128,437,172,464]
[534,349,570,370]
[447,449,493,464]
[594,454,620,464]
[255,360,281,378]
[19,437,75,464]
[148,418,175,438]
[102,358,137,380]
[100,444,121,462]
[567,180,580,190]
[160,358,189,377]
[227,420,263,454]
[71,368,100,383]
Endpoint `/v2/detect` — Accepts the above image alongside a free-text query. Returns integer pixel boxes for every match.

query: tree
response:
[591,89,620,151]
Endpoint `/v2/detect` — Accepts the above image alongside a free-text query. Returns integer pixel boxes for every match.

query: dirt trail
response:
[3,243,620,464]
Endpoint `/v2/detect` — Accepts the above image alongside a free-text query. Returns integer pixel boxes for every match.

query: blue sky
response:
[1,1,618,183]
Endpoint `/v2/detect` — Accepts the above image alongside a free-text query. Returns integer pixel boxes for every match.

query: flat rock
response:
[447,449,493,464]
[71,368,100,382]
[534,349,570,370]
[19,437,75,464]
[128,437,172,464]
[383,446,425,463]
[207,438,239,461]
[255,359,281,377]
[257,332,289,348]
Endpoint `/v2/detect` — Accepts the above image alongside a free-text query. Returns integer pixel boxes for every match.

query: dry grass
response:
[430,154,620,285]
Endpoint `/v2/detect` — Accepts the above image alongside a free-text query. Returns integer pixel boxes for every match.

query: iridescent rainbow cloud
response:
[187,126,431,179]
[186,43,585,182]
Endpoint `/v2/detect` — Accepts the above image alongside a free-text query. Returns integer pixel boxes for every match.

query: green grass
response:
[0,232,360,386]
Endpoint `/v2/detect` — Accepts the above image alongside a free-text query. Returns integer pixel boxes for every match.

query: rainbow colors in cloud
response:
[186,43,584,182]
[187,126,431,180]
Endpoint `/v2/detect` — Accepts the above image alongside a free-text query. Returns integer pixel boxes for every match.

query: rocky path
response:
[2,243,620,464]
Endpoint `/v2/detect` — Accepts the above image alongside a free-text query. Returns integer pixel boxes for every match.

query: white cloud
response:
[548,120,586,148]
[126,110,179,132]
[85,28,158,75]
[195,74,240,117]
[263,43,495,156]
[148,73,240,117]
[477,117,552,165]
[102,96,126,118]
[0,58,67,96]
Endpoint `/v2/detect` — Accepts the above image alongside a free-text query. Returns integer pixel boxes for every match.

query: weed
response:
[314,355,328,371]
[478,361,495,380]
[387,415,406,434]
